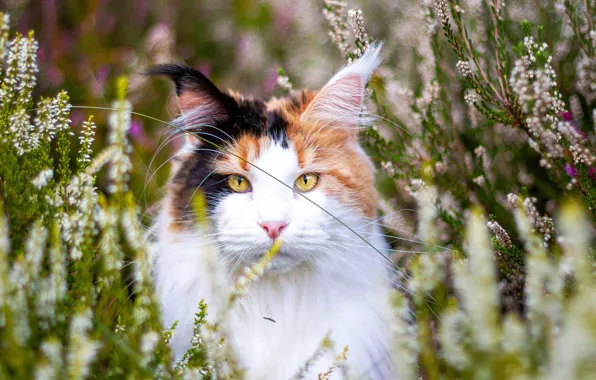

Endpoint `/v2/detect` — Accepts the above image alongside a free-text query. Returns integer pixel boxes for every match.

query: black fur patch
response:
[266,110,289,148]
[288,90,309,112]
[232,98,267,139]
[148,64,286,147]
[170,149,231,220]
[145,64,223,99]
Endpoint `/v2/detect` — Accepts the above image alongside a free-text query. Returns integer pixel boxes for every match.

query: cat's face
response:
[152,45,382,272]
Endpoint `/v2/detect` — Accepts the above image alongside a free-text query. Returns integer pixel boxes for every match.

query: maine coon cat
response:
[150,44,396,379]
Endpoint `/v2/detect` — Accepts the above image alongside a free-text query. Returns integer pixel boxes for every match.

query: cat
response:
[149,43,396,379]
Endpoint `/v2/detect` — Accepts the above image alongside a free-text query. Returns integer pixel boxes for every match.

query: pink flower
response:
[565,163,578,177]
[128,119,156,149]
[561,111,572,121]
[129,120,142,138]
[263,68,278,96]
[92,65,110,97]
[134,0,149,25]
[71,110,85,127]
[196,63,211,78]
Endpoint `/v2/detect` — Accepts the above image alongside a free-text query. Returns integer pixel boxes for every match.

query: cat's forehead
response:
[227,90,317,143]
[250,143,300,188]
[214,91,324,172]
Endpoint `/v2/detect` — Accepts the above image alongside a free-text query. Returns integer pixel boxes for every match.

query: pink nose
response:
[259,220,288,240]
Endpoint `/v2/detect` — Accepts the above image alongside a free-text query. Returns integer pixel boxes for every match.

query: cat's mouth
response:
[217,229,330,273]
[226,239,312,274]
[264,252,309,274]
[260,240,293,259]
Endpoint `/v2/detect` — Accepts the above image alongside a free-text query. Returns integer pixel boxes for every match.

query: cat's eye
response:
[294,173,319,192]
[227,175,251,193]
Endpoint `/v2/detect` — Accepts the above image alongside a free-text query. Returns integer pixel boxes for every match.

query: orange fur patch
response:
[216,135,270,175]
[280,93,377,217]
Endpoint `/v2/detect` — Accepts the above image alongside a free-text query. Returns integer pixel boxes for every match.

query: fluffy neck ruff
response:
[154,206,395,379]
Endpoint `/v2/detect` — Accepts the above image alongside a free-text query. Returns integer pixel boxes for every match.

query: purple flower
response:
[37,47,47,63]
[274,5,294,40]
[92,65,110,97]
[565,163,579,177]
[129,119,156,149]
[560,112,587,138]
[46,66,64,87]
[575,127,587,139]
[71,110,84,127]
[196,63,211,78]
[96,65,110,83]
[589,167,596,179]
[263,68,278,96]
[129,119,143,138]
[134,0,149,25]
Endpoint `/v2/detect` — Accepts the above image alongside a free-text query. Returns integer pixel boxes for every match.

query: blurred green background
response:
[1,0,574,228]
[3,0,363,210]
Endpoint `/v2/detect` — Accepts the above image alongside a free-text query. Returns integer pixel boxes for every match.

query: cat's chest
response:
[225,280,369,379]
[155,216,393,378]
[227,301,336,378]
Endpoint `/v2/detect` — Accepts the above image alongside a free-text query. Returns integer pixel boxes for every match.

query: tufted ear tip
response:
[300,42,383,127]
[148,64,242,148]
[145,64,190,95]
[147,64,231,114]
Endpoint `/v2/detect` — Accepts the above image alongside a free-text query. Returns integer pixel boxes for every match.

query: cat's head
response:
[150,44,383,272]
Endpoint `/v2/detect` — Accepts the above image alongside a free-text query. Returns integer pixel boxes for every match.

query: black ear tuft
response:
[145,64,222,99]
[146,63,238,123]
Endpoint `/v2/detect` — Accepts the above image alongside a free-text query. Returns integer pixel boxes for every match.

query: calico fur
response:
[151,44,396,379]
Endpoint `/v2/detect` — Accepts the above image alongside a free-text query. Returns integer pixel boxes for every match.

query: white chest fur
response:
[154,211,395,379]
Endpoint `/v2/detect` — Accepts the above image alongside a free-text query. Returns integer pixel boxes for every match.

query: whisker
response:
[70,105,409,279]
[183,153,224,210]
[360,112,414,137]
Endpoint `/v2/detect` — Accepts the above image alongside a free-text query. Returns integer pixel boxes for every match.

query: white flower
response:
[67,309,100,380]
[322,0,350,56]
[141,331,160,355]
[453,210,499,351]
[107,99,133,194]
[8,108,34,155]
[435,0,449,24]
[464,89,479,105]
[456,60,473,78]
[32,169,54,189]
[439,309,470,369]
[348,9,369,57]
[473,175,485,186]
[486,220,513,249]
[0,13,10,62]
[381,161,396,177]
[276,70,294,92]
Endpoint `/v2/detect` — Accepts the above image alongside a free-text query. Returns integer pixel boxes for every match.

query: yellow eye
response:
[227,175,251,193]
[294,173,319,192]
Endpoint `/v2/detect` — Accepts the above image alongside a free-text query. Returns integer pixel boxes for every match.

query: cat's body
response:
[151,45,396,379]
[156,206,394,379]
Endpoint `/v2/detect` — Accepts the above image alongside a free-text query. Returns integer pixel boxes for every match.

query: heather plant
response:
[1,0,596,379]
[0,14,173,378]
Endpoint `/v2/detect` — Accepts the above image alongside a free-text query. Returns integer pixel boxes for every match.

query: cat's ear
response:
[301,42,383,127]
[146,64,235,144]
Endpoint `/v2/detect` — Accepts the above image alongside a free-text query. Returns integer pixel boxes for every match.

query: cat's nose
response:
[258,220,288,240]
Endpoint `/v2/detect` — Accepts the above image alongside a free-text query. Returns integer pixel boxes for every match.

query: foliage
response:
[1,0,596,378]
[0,16,172,378]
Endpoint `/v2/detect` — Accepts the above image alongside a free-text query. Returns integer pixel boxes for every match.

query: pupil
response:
[303,175,308,184]
[237,177,242,185]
